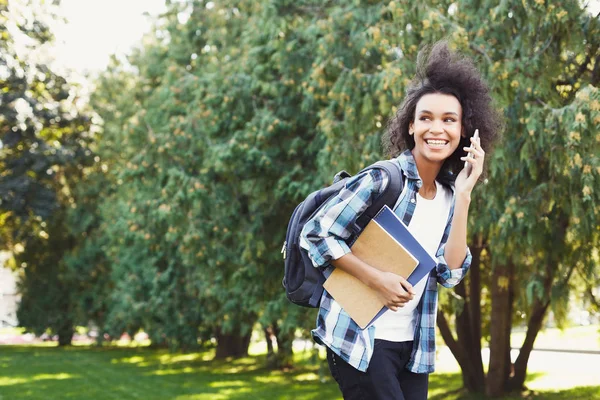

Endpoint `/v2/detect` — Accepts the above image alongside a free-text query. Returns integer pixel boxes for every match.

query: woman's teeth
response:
[426,140,447,146]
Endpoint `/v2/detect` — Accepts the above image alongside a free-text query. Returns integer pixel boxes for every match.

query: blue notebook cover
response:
[366,205,437,326]
[374,205,437,285]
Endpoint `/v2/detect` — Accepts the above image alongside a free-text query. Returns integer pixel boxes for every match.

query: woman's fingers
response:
[461,138,485,175]
[377,272,417,311]
[394,290,413,303]
[471,137,485,157]
[461,156,483,176]
[385,295,410,311]
[397,276,415,295]
[388,299,408,311]
[462,146,484,159]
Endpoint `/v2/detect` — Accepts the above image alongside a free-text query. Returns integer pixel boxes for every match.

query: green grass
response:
[1,345,599,400]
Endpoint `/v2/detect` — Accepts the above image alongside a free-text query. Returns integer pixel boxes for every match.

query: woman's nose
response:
[430,119,444,133]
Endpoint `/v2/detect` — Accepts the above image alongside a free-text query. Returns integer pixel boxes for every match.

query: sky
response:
[51,0,167,75]
[50,0,600,76]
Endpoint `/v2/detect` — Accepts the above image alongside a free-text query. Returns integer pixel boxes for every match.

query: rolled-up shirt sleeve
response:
[435,243,471,288]
[299,169,389,269]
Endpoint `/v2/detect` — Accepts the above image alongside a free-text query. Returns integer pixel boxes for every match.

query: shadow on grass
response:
[0,345,341,400]
[0,345,599,400]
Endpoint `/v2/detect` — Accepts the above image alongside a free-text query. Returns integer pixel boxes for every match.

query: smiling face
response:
[409,92,464,167]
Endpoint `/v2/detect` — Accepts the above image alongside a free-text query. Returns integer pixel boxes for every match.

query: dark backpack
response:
[282,160,404,308]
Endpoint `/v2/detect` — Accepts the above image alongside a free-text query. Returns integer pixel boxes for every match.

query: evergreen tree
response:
[79,0,599,391]
[0,0,94,345]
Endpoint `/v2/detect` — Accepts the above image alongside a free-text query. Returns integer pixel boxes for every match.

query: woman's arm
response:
[331,254,415,312]
[443,192,470,270]
[300,168,414,310]
[445,135,485,270]
[299,170,386,268]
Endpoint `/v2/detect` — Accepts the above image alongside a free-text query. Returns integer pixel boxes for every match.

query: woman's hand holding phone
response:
[463,129,480,176]
[456,129,484,197]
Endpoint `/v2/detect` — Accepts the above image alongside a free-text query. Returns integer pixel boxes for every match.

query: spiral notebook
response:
[323,205,437,329]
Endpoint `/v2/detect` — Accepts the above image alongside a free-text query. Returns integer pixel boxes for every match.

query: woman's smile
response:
[410,93,463,165]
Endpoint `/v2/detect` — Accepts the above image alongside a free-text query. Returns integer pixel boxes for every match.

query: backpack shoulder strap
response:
[355,160,404,231]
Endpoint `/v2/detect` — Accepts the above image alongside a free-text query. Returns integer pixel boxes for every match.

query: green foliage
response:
[5,0,599,387]
[15,209,76,344]
[0,0,94,344]
[0,0,92,241]
[81,0,327,353]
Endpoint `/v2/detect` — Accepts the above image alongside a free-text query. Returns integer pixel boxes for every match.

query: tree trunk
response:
[437,310,484,392]
[263,325,274,356]
[438,239,486,393]
[508,261,574,391]
[57,324,74,346]
[455,243,486,392]
[264,324,280,369]
[486,262,515,397]
[508,214,571,392]
[468,241,484,366]
[270,323,294,369]
[214,329,252,359]
[508,298,549,391]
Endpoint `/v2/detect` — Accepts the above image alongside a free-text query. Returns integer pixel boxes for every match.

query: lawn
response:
[1,344,599,400]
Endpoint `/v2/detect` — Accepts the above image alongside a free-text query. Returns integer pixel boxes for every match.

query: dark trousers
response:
[326,340,429,400]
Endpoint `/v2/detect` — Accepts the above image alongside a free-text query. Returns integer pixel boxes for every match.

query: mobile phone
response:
[464,129,480,174]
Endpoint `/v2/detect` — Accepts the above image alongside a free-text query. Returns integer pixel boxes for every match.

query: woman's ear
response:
[461,126,467,138]
[409,122,414,135]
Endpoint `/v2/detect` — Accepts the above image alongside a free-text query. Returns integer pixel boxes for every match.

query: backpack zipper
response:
[281,241,287,260]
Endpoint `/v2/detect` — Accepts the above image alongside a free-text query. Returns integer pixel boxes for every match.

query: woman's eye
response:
[444,118,456,122]
[419,116,431,121]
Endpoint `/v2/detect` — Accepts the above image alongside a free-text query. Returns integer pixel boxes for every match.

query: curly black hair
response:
[383,41,502,177]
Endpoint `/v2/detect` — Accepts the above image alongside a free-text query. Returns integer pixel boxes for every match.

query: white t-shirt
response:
[373,180,453,342]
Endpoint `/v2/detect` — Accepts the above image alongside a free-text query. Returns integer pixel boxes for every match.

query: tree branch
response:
[437,309,460,356]
[554,53,593,86]
[587,288,600,309]
[469,43,493,66]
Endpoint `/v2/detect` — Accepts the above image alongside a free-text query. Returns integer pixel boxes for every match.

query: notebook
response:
[323,205,437,329]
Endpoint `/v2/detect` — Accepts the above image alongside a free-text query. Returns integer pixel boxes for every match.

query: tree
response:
[221,0,598,393]
[421,2,600,396]
[0,0,94,345]
[86,0,323,361]
[77,0,599,387]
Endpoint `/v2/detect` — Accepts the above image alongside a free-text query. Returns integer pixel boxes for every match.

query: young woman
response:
[299,42,501,400]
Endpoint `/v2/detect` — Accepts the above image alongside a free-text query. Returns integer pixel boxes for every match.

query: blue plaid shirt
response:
[299,150,471,373]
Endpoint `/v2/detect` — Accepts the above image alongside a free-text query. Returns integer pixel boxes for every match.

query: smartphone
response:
[464,129,480,174]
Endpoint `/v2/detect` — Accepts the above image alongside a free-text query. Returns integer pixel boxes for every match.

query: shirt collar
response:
[396,149,456,191]
[397,149,421,181]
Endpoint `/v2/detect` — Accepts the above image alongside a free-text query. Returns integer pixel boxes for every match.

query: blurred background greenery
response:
[0,0,599,398]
